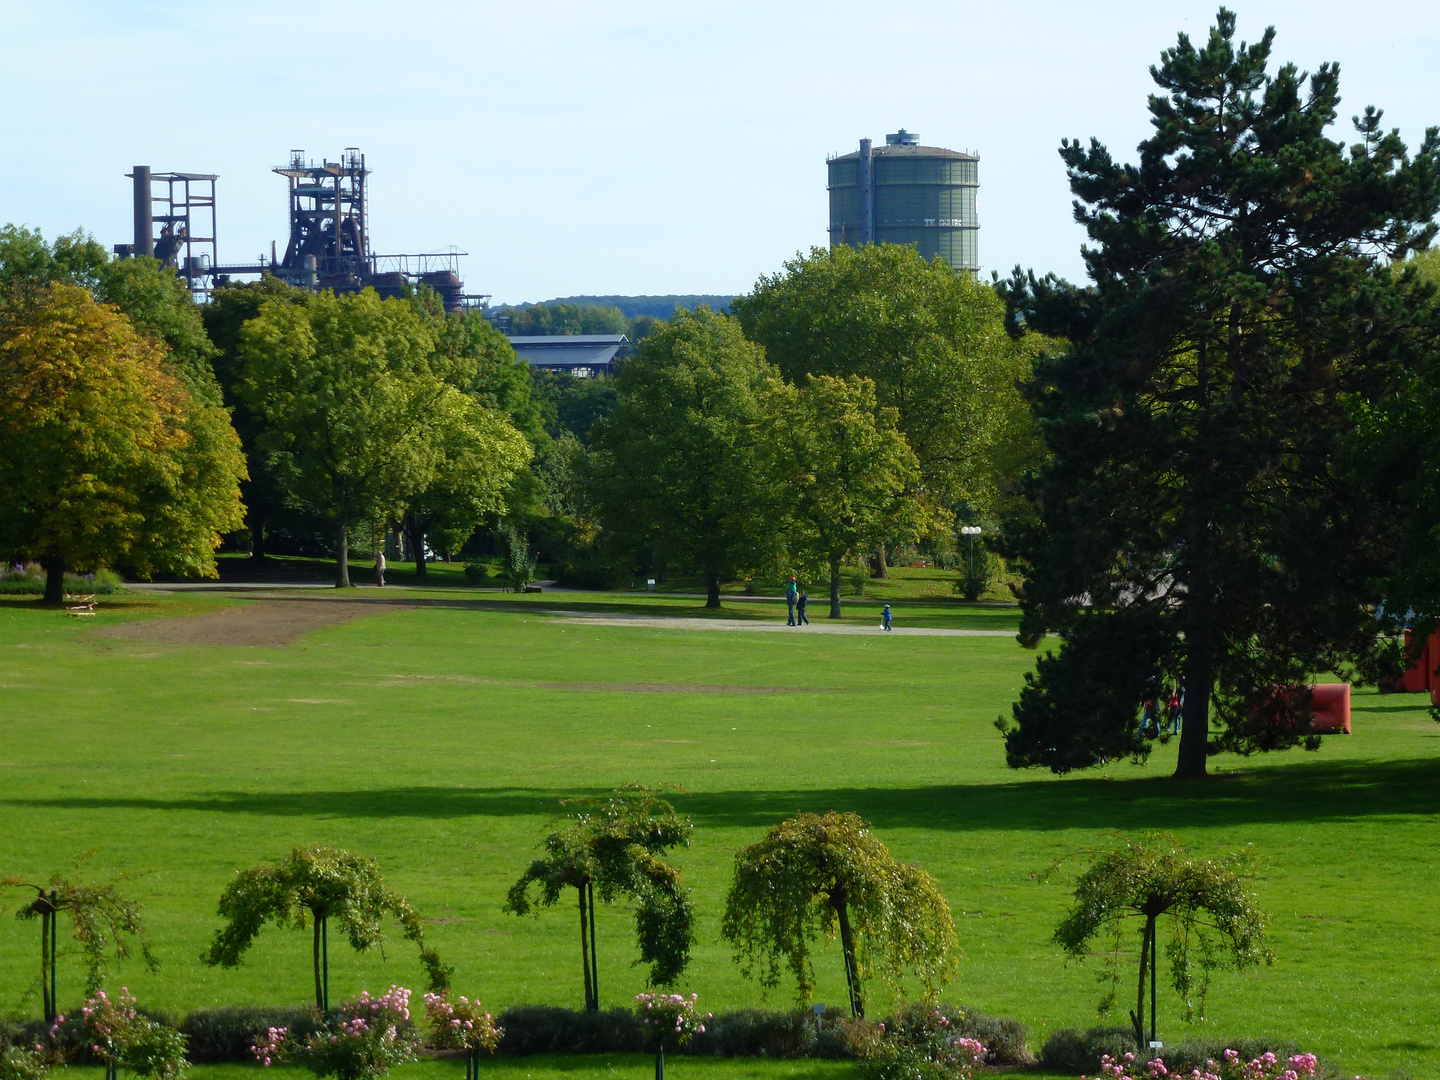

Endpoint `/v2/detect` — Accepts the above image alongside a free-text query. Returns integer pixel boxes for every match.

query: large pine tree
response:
[997,9,1440,779]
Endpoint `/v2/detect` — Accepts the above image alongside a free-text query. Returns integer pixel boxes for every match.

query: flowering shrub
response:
[0,1046,51,1080]
[48,988,188,1080]
[252,987,418,1080]
[1083,1049,1324,1080]
[846,1007,986,1080]
[423,992,503,1053]
[635,993,709,1048]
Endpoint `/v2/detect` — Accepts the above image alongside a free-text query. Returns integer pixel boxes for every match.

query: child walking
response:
[797,590,810,625]
[882,604,892,631]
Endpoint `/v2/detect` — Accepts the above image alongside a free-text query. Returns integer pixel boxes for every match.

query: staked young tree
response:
[0,283,247,602]
[503,786,695,1011]
[1050,835,1272,1054]
[202,846,450,1012]
[761,375,923,617]
[720,811,957,1019]
[237,289,529,587]
[1,868,158,1023]
[995,8,1440,779]
[587,307,780,607]
[733,243,1040,574]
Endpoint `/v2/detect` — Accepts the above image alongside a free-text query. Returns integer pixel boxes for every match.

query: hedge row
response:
[3,1004,1030,1068]
[1040,1026,1326,1077]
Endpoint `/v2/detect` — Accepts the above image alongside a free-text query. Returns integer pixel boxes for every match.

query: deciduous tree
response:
[720,811,957,1018]
[1049,835,1272,1053]
[587,307,779,607]
[0,284,246,602]
[202,846,450,1011]
[504,786,695,1011]
[1,867,157,1022]
[761,375,923,617]
[996,8,1440,778]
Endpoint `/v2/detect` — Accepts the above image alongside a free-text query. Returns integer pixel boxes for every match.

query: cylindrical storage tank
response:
[827,132,979,276]
[132,166,154,257]
[420,270,464,313]
[366,272,408,300]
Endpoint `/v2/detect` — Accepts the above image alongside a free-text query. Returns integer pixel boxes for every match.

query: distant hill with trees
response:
[530,295,736,319]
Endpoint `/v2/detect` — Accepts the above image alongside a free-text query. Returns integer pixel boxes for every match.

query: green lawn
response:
[0,590,1435,1078]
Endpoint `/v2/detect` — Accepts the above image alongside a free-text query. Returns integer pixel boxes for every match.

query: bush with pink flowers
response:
[422,992,502,1080]
[252,986,417,1080]
[844,1006,987,1080]
[635,993,709,1049]
[1083,1048,1327,1080]
[48,988,187,1080]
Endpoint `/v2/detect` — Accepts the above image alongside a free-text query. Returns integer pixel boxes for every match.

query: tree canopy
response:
[0,283,246,601]
[761,375,923,617]
[504,785,695,1010]
[587,307,779,607]
[720,811,957,1018]
[1051,834,1272,1051]
[734,243,1038,521]
[237,289,530,586]
[996,8,1440,778]
[202,845,450,1011]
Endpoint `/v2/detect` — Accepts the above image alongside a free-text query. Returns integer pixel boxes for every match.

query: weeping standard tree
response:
[201,846,450,1011]
[996,8,1440,778]
[1050,834,1272,1054]
[720,811,957,1019]
[1,868,158,1023]
[504,785,695,1011]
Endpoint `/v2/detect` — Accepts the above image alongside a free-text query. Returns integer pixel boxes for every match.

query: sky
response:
[2,1,1437,306]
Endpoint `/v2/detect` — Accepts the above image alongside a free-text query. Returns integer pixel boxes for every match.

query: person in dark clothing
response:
[786,577,798,626]
[797,591,810,625]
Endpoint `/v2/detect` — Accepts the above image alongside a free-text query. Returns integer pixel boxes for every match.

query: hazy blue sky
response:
[2,1,1436,305]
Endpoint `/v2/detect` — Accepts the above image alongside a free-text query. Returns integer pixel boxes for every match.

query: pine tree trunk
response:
[42,556,64,604]
[872,545,889,579]
[334,519,351,588]
[828,560,842,618]
[705,572,721,609]
[1175,552,1212,778]
[250,513,268,562]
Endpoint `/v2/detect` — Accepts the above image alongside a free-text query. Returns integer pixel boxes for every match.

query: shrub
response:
[494,1006,642,1055]
[178,1007,321,1064]
[0,567,123,595]
[1042,1028,1312,1077]
[635,994,708,1050]
[686,1010,816,1059]
[1082,1049,1320,1080]
[49,989,188,1080]
[843,1006,985,1080]
[252,986,417,1080]
[461,562,490,586]
[0,1046,51,1080]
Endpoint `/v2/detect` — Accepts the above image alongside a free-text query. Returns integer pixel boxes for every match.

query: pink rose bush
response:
[1084,1049,1331,1080]
[48,988,188,1080]
[422,992,503,1054]
[634,993,710,1048]
[252,986,417,1080]
[851,1007,987,1080]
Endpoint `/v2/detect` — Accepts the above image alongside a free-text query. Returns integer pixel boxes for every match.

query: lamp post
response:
[960,526,982,594]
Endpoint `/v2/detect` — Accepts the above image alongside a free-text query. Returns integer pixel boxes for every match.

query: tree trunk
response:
[1175,588,1211,779]
[705,572,721,609]
[1132,916,1154,1053]
[833,892,863,1018]
[40,909,52,1023]
[828,560,842,618]
[334,519,350,588]
[321,915,329,1011]
[408,512,427,579]
[250,513,268,562]
[578,883,596,1011]
[313,918,324,1011]
[871,544,889,579]
[42,555,64,604]
[588,880,599,1008]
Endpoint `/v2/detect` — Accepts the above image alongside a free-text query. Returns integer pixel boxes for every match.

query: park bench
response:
[65,593,96,617]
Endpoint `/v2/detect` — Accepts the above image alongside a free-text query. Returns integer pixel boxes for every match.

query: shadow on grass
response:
[8,758,1437,830]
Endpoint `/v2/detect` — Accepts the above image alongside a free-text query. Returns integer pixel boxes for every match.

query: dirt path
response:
[546,612,1013,636]
[97,600,388,646]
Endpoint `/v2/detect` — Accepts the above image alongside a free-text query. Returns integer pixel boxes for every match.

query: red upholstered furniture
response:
[1309,683,1351,734]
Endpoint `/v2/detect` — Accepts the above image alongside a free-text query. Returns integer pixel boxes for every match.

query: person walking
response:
[797,590,810,625]
[374,549,387,587]
[786,576,798,626]
[1167,686,1185,734]
[881,604,892,632]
